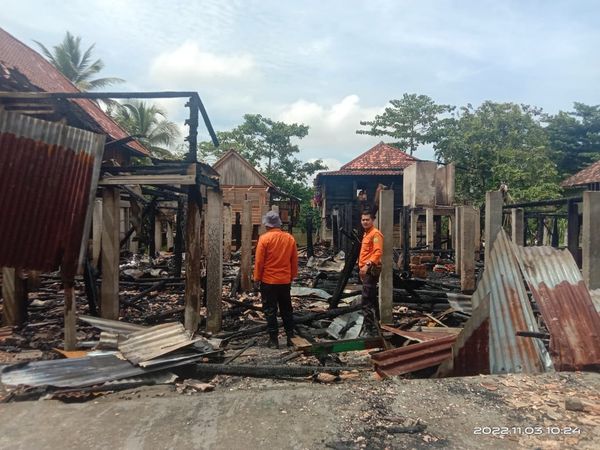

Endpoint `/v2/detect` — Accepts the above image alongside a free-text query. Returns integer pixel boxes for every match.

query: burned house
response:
[213,149,300,242]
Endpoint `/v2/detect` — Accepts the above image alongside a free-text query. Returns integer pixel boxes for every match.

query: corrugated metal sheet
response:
[446,293,473,315]
[0,353,202,388]
[380,324,456,342]
[437,230,553,377]
[118,322,205,365]
[0,111,104,275]
[78,315,146,334]
[371,334,457,377]
[515,246,600,371]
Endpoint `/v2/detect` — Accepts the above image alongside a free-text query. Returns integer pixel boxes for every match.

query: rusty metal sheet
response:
[437,230,553,377]
[78,315,146,335]
[0,111,104,275]
[118,322,209,365]
[371,334,457,377]
[515,246,600,371]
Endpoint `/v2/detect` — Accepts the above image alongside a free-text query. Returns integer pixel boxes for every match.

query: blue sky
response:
[2,0,599,170]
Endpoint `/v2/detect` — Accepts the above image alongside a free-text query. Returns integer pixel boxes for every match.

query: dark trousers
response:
[361,273,380,322]
[261,282,294,338]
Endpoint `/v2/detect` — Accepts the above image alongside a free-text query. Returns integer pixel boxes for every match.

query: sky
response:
[2,0,599,170]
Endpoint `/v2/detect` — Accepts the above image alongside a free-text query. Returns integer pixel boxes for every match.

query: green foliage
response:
[357,93,453,155]
[545,103,600,178]
[35,31,124,91]
[110,101,181,159]
[434,101,561,205]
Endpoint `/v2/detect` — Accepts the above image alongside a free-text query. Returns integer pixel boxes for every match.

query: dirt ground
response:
[0,370,598,450]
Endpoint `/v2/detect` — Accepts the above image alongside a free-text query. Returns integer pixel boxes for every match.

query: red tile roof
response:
[562,160,600,188]
[315,142,417,183]
[341,142,417,171]
[0,27,149,156]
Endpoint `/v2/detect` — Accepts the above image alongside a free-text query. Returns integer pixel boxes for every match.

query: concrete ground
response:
[0,371,599,449]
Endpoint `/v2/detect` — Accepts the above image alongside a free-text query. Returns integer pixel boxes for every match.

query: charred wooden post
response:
[425,208,434,250]
[433,215,442,250]
[536,216,544,246]
[240,199,253,292]
[410,210,419,248]
[63,277,76,350]
[223,205,232,262]
[234,212,241,250]
[205,188,223,332]
[567,199,580,263]
[101,187,120,320]
[454,206,462,274]
[459,206,477,293]
[184,95,204,333]
[378,189,394,324]
[92,198,102,269]
[154,214,162,254]
[306,213,314,258]
[174,197,184,277]
[1,267,28,326]
[511,208,525,246]
[401,206,410,272]
[484,190,503,262]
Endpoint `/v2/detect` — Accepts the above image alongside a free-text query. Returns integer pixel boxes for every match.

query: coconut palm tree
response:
[112,101,181,159]
[34,31,124,91]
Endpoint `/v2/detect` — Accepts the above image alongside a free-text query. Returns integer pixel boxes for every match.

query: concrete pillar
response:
[205,189,223,332]
[184,189,203,333]
[1,267,28,326]
[223,205,232,262]
[474,208,481,261]
[378,190,394,324]
[92,198,102,269]
[426,208,434,250]
[410,210,419,248]
[582,191,600,289]
[484,191,503,263]
[166,221,174,251]
[460,207,477,293]
[101,187,120,320]
[240,200,253,292]
[511,208,525,246]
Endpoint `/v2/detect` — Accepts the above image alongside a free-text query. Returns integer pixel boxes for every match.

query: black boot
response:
[286,331,295,347]
[267,334,279,349]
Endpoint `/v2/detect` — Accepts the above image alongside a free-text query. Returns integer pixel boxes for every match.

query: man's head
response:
[361,211,375,231]
[263,210,282,229]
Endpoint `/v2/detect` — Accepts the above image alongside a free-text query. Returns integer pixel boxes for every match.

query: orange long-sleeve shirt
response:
[253,228,298,284]
[359,226,383,269]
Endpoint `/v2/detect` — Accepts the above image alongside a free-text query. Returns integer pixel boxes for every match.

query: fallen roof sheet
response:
[446,293,473,315]
[118,322,206,365]
[78,315,146,335]
[290,286,332,300]
[371,334,457,377]
[0,353,202,388]
[437,230,553,377]
[515,245,600,371]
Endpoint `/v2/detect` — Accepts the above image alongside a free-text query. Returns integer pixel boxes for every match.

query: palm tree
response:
[112,101,181,159]
[34,31,124,91]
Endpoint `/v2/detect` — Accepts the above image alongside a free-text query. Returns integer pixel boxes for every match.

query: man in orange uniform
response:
[253,211,298,348]
[358,210,383,325]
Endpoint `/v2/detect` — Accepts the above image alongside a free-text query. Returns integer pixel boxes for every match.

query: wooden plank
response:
[240,200,253,292]
[184,189,203,332]
[91,199,102,270]
[63,280,77,351]
[101,187,120,320]
[379,189,394,324]
[1,267,27,326]
[206,189,223,333]
[98,174,196,185]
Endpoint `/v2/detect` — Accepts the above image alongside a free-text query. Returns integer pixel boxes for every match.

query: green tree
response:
[200,114,327,197]
[111,101,181,159]
[35,31,124,90]
[357,93,454,155]
[545,103,600,178]
[435,101,561,205]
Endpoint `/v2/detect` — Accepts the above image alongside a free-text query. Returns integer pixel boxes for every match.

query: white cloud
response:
[149,41,257,85]
[278,95,384,162]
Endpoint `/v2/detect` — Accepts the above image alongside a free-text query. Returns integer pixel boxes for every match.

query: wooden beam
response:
[454,206,462,275]
[98,174,196,186]
[184,190,203,332]
[378,190,394,324]
[484,191,503,263]
[410,210,419,248]
[205,189,223,333]
[154,215,162,254]
[223,205,232,262]
[101,187,120,320]
[92,199,102,270]
[511,208,525,246]
[460,207,477,293]
[63,279,77,351]
[240,200,253,292]
[425,208,434,250]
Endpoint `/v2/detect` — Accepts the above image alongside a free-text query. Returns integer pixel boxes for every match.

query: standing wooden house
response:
[212,150,300,243]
